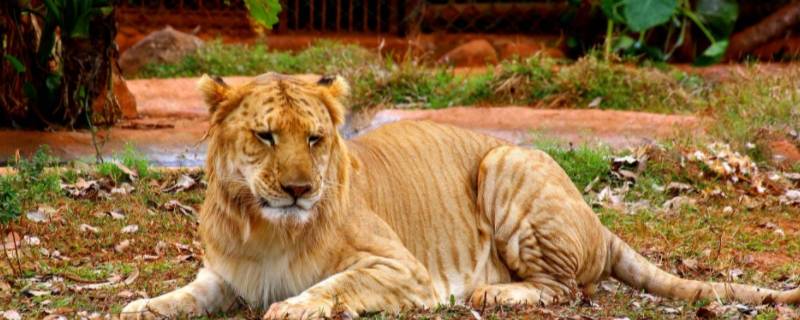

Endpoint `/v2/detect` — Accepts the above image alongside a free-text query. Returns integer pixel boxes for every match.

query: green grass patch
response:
[96,144,158,182]
[533,140,612,191]
[2,146,61,205]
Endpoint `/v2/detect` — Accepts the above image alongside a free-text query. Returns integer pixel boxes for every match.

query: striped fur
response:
[121,74,799,319]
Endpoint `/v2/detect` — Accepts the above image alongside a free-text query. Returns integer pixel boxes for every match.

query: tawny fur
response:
[121,74,800,319]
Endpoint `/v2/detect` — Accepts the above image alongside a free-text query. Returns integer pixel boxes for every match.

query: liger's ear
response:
[317,75,350,100]
[317,75,349,126]
[197,74,230,113]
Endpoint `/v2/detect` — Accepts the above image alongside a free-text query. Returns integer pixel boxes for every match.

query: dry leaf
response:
[121,225,139,234]
[61,178,101,198]
[163,174,196,193]
[70,269,139,291]
[680,258,698,271]
[115,240,131,253]
[696,306,718,319]
[587,97,602,108]
[23,236,41,246]
[2,232,22,250]
[780,189,800,206]
[0,279,11,298]
[78,224,99,234]
[108,210,125,220]
[112,161,138,182]
[154,241,168,256]
[666,182,693,195]
[110,183,135,195]
[722,206,733,214]
[728,268,744,279]
[660,306,681,315]
[662,196,696,211]
[162,200,197,218]
[2,310,21,320]
[173,254,195,263]
[26,206,55,223]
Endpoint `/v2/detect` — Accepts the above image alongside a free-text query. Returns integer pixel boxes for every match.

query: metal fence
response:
[117,0,578,36]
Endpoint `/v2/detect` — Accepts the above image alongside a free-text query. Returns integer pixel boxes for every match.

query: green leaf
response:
[37,20,57,65]
[613,35,635,52]
[0,176,22,225]
[67,0,92,38]
[23,83,38,105]
[695,40,729,66]
[98,6,113,16]
[244,0,282,30]
[622,0,678,32]
[45,74,62,92]
[43,0,63,25]
[696,0,738,39]
[4,54,26,73]
[600,0,625,23]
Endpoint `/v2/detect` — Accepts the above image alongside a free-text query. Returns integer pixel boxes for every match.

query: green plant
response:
[97,144,155,182]
[11,146,61,202]
[0,172,23,276]
[243,0,282,30]
[600,0,738,65]
[0,176,21,226]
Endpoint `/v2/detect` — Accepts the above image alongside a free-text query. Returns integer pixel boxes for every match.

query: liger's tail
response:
[605,229,800,304]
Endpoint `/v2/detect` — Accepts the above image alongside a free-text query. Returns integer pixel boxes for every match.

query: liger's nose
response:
[281,184,311,198]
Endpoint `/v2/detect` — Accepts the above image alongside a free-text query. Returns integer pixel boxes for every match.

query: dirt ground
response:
[0,77,701,166]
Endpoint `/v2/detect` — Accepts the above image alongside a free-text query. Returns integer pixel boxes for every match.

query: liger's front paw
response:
[263,299,334,320]
[120,299,161,320]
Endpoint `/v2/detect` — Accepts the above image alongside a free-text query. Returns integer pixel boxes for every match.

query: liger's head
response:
[198,73,349,226]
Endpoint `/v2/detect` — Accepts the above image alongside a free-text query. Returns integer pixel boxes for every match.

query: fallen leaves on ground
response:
[161,200,197,218]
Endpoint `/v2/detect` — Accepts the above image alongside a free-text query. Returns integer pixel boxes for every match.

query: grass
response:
[132,40,800,163]
[534,139,613,191]
[96,143,159,183]
[131,41,708,112]
[0,142,798,318]
[7,146,61,203]
[11,40,795,317]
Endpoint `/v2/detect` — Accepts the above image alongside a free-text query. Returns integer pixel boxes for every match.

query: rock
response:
[768,139,800,168]
[440,39,498,66]
[119,26,204,75]
[497,41,564,60]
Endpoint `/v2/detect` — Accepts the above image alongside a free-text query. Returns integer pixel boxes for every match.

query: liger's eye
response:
[308,135,322,146]
[255,131,275,145]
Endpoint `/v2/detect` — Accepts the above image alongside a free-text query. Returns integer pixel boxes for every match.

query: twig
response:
[85,97,104,164]
[9,226,23,275]
[1,225,18,276]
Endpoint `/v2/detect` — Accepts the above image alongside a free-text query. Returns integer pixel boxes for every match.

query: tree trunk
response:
[725,1,800,61]
[61,6,121,128]
[0,2,121,129]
